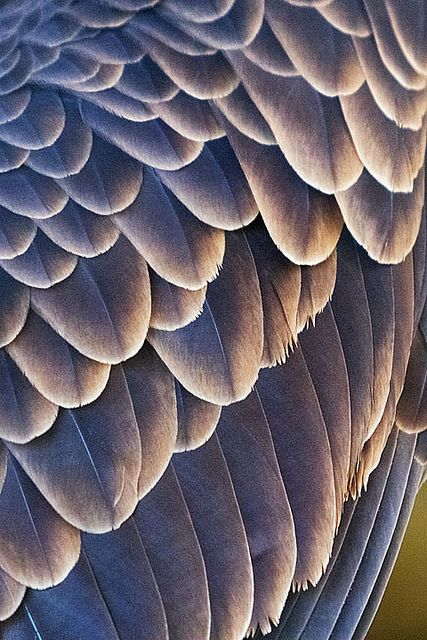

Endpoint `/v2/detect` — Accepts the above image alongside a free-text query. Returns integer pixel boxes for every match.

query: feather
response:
[385,0,427,76]
[217,115,343,263]
[36,199,120,258]
[0,50,21,81]
[0,141,28,173]
[29,43,61,73]
[0,47,32,95]
[389,255,415,407]
[82,521,169,640]
[412,206,427,326]
[67,63,124,93]
[329,432,416,639]
[296,252,337,331]
[149,269,207,331]
[415,430,427,465]
[26,12,80,47]
[396,329,427,433]
[218,391,296,635]
[0,88,31,125]
[0,219,31,269]
[149,231,263,405]
[0,448,80,589]
[0,88,65,150]
[150,91,223,142]
[174,381,221,451]
[356,249,395,440]
[353,456,424,639]
[6,310,111,408]
[77,87,154,121]
[80,101,203,170]
[173,434,254,640]
[160,0,264,50]
[122,343,178,498]
[214,82,275,145]
[141,34,239,99]
[113,166,225,290]
[353,35,427,130]
[5,554,122,640]
[158,138,258,230]
[107,0,160,9]
[0,568,25,622]
[117,55,179,103]
[356,253,416,487]
[255,349,336,589]
[299,304,352,521]
[160,0,234,22]
[0,230,77,289]
[7,366,141,533]
[265,2,364,97]
[130,10,215,56]
[57,135,143,215]
[336,166,425,263]
[317,0,371,37]
[33,49,101,86]
[0,167,68,219]
[66,28,144,65]
[26,98,93,179]
[363,0,427,90]
[330,232,374,479]
[243,19,298,76]
[31,236,151,364]
[0,31,17,58]
[228,51,363,193]
[66,1,132,29]
[285,0,334,5]
[247,223,302,366]
[265,428,409,640]
[0,350,58,444]
[0,269,29,347]
[340,83,426,193]
[245,223,336,367]
[134,464,211,640]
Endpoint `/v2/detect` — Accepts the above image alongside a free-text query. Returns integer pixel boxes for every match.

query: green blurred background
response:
[368,481,427,640]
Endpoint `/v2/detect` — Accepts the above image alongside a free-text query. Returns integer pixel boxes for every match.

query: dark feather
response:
[149,231,263,405]
[134,464,211,640]
[173,434,254,640]
[149,269,207,331]
[265,2,364,97]
[26,99,93,179]
[113,166,225,290]
[0,351,58,444]
[228,51,362,193]
[7,310,111,408]
[122,343,178,498]
[0,229,77,289]
[158,137,258,230]
[0,449,80,589]
[57,135,143,215]
[0,88,65,150]
[174,382,221,451]
[341,82,426,193]
[31,236,151,364]
[81,101,203,170]
[36,199,120,258]
[7,366,141,533]
[0,167,68,218]
[0,268,29,346]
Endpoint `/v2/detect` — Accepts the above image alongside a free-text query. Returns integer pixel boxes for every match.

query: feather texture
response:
[0,1,425,638]
[149,231,263,405]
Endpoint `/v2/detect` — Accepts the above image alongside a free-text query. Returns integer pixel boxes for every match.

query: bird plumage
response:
[0,0,425,638]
